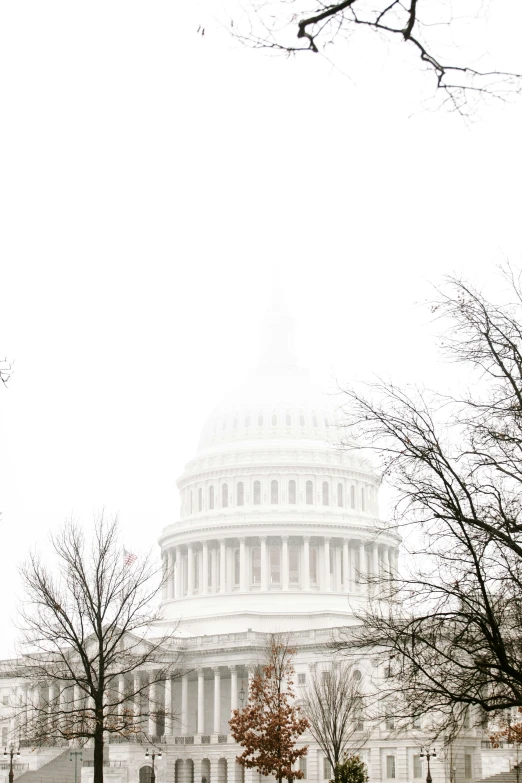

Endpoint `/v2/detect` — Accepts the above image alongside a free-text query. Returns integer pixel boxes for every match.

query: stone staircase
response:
[478,770,522,783]
[15,749,95,783]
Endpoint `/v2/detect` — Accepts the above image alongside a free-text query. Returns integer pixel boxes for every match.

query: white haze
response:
[0,0,521,657]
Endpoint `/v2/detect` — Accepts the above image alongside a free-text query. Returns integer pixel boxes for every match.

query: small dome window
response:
[253,480,261,505]
[337,483,343,508]
[198,488,203,512]
[272,414,277,426]
[361,487,366,511]
[306,480,313,505]
[258,415,264,426]
[222,483,228,508]
[209,486,215,510]
[237,482,244,506]
[312,415,318,427]
[322,482,329,506]
[286,414,291,426]
[350,486,355,508]
[288,480,297,504]
[271,480,279,504]
[299,415,305,427]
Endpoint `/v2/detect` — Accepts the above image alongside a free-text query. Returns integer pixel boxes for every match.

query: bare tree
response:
[300,659,367,782]
[11,516,181,783]
[331,266,522,733]
[232,0,521,111]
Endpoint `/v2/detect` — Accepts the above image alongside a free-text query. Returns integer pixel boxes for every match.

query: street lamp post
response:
[4,743,21,783]
[70,750,83,783]
[145,748,162,783]
[420,747,437,783]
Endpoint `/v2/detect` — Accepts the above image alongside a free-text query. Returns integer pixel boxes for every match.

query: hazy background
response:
[1,0,521,657]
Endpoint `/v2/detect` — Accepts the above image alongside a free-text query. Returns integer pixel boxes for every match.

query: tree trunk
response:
[93,706,104,783]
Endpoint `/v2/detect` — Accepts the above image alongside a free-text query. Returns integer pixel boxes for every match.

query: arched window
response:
[289,546,299,584]
[234,549,240,586]
[361,487,366,511]
[245,415,250,427]
[337,483,343,507]
[209,486,215,510]
[270,546,281,584]
[271,480,279,504]
[299,414,305,426]
[306,480,313,505]
[310,547,318,584]
[350,486,355,509]
[140,767,153,783]
[272,414,277,426]
[312,415,318,427]
[198,488,203,512]
[251,546,261,585]
[322,482,329,506]
[237,482,244,506]
[288,480,297,504]
[286,413,291,426]
[222,483,228,508]
[353,670,361,682]
[258,414,263,426]
[253,480,261,505]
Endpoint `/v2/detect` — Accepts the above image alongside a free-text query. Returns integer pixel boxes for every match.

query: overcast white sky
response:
[1,0,521,657]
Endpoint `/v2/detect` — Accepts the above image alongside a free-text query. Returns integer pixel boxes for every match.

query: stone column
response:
[161,552,168,599]
[282,536,289,591]
[164,676,172,736]
[239,537,246,591]
[230,666,238,716]
[175,546,182,598]
[303,537,310,591]
[219,539,226,593]
[148,674,156,736]
[211,545,218,593]
[323,537,331,591]
[181,673,188,735]
[197,669,205,734]
[372,543,380,594]
[359,541,367,592]
[260,537,267,591]
[213,668,221,734]
[167,548,174,599]
[118,674,126,718]
[382,547,390,581]
[133,671,141,727]
[343,540,350,593]
[202,542,209,595]
[187,543,194,596]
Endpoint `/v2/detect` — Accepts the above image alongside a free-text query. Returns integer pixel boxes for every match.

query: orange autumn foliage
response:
[229,634,309,783]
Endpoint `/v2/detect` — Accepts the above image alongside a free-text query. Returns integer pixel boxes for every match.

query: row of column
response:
[162,538,398,598]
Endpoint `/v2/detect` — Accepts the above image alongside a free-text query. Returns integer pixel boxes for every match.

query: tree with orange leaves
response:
[229,633,309,783]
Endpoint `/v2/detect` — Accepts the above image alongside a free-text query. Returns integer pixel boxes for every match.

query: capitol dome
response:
[158,302,399,635]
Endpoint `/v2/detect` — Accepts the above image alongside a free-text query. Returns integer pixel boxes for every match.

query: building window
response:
[361,487,366,511]
[386,756,396,779]
[245,415,250,427]
[337,483,343,507]
[463,707,471,729]
[289,546,299,584]
[298,672,306,686]
[222,418,227,430]
[354,696,364,730]
[325,417,329,427]
[286,414,291,426]
[237,482,244,506]
[288,480,297,504]
[322,482,329,506]
[413,756,423,779]
[222,484,228,508]
[306,480,313,505]
[271,480,279,504]
[1,726,7,745]
[299,756,307,779]
[312,415,318,427]
[464,754,472,779]
[270,546,281,585]
[234,549,240,586]
[272,414,277,425]
[385,706,395,731]
[350,486,355,508]
[198,488,203,512]
[209,486,215,510]
[190,490,193,513]
[299,414,305,426]
[252,547,261,585]
[323,759,332,780]
[233,417,238,429]
[258,414,263,426]
[310,547,318,585]
[253,481,261,505]
[412,715,422,729]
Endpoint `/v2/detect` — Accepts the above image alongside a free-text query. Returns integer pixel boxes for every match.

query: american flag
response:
[123,548,137,566]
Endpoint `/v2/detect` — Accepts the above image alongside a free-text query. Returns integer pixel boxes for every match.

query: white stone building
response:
[0,306,487,783]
